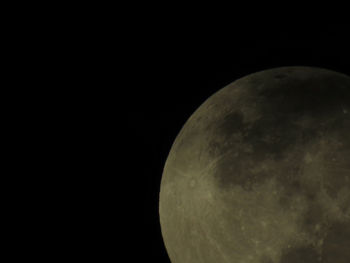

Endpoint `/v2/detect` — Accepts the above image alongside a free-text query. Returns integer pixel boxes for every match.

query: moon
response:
[159,67,350,263]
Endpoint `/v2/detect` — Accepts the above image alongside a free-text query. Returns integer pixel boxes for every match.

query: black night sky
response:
[127,23,350,262]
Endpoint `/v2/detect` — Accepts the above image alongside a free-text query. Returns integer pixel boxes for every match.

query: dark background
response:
[127,23,350,262]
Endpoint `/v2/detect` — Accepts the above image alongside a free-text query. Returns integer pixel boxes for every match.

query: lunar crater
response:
[159,67,350,263]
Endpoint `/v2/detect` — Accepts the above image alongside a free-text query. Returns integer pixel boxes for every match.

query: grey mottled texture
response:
[159,67,350,263]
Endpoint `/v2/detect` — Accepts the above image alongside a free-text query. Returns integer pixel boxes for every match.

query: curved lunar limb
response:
[159,67,350,263]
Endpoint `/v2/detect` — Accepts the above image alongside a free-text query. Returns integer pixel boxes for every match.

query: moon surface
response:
[159,67,350,263]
